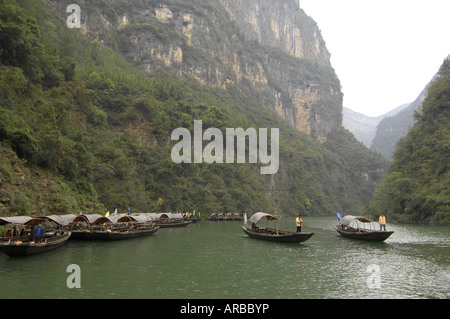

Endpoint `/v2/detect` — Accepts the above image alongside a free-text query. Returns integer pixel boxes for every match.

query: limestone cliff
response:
[48,0,342,142]
[216,0,331,67]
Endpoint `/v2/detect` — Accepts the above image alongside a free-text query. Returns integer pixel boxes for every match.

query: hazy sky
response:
[299,0,450,117]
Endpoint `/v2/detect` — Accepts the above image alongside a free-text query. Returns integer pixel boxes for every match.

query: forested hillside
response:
[370,65,444,160]
[365,59,450,225]
[0,0,388,217]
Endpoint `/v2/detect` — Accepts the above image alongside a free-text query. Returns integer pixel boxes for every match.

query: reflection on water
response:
[0,217,448,299]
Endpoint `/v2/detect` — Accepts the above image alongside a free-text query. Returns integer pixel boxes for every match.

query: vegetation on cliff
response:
[365,59,450,225]
[0,0,388,218]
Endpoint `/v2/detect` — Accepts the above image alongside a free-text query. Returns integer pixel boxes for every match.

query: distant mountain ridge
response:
[342,104,409,148]
[344,54,449,160]
[371,54,449,159]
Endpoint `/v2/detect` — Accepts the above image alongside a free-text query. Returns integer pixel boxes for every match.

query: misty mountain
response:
[371,55,449,160]
[342,104,409,148]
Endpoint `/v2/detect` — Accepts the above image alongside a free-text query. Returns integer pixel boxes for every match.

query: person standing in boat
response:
[296,214,303,233]
[379,213,387,231]
[33,223,44,242]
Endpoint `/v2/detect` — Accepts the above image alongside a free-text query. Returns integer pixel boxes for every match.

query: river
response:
[0,217,448,299]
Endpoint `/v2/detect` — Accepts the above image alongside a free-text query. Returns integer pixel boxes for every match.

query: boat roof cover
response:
[0,216,33,225]
[249,212,278,224]
[339,215,375,225]
[116,214,153,223]
[149,213,182,219]
[73,214,104,224]
[93,214,127,224]
[43,214,77,226]
[128,214,153,223]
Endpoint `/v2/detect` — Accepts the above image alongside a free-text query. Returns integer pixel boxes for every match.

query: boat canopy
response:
[127,213,153,223]
[93,214,127,224]
[1,213,154,227]
[73,214,104,224]
[249,212,278,224]
[0,216,32,225]
[43,214,77,226]
[116,214,153,223]
[0,216,75,227]
[339,215,375,225]
[149,213,182,220]
[22,215,75,226]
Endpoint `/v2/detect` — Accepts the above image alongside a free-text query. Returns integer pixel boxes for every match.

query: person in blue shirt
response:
[33,224,44,242]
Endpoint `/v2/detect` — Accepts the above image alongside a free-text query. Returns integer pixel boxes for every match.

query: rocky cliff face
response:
[216,0,332,67]
[48,0,342,142]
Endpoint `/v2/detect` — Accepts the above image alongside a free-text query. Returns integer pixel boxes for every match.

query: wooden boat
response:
[70,214,159,240]
[335,214,394,242]
[241,212,314,243]
[151,213,192,228]
[0,216,71,257]
[154,219,192,228]
[70,224,159,240]
[0,231,71,256]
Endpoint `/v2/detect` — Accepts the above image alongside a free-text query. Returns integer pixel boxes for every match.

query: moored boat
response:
[334,214,394,242]
[0,216,72,257]
[151,213,192,228]
[0,232,71,256]
[70,224,159,240]
[241,212,314,243]
[69,213,159,240]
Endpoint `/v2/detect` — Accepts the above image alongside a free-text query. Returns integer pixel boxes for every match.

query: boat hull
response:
[154,220,192,228]
[241,226,314,243]
[0,232,71,257]
[70,226,159,240]
[335,226,394,241]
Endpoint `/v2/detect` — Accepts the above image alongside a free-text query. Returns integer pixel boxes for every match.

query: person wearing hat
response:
[296,214,303,233]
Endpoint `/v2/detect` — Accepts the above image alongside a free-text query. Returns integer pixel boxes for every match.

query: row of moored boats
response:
[0,212,393,257]
[0,213,192,257]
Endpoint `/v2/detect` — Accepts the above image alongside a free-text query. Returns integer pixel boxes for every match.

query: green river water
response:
[0,217,448,299]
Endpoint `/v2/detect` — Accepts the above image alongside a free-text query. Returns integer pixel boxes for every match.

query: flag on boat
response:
[336,212,342,221]
[105,211,110,217]
[244,213,248,225]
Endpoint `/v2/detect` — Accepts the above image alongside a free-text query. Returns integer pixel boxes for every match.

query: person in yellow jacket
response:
[296,214,303,233]
[379,213,387,231]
